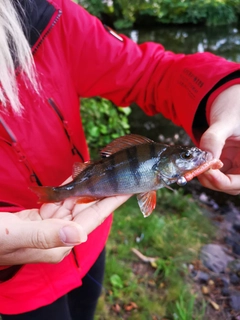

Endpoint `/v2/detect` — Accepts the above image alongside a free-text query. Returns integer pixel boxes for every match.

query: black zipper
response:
[32,9,62,56]
[0,117,42,186]
[47,98,84,162]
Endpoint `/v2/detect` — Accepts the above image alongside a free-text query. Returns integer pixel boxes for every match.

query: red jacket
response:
[0,0,239,314]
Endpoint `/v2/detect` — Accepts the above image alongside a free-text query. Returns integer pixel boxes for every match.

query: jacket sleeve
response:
[61,0,240,143]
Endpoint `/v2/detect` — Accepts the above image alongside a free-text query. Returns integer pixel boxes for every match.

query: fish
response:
[31,134,221,217]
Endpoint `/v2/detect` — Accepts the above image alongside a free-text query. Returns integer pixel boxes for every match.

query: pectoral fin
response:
[137,191,156,218]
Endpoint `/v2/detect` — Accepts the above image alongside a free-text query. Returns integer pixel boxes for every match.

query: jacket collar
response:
[16,0,56,48]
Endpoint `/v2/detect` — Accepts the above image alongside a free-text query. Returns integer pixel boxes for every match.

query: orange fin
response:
[76,196,101,204]
[101,134,154,157]
[72,161,93,179]
[30,186,58,203]
[137,191,156,218]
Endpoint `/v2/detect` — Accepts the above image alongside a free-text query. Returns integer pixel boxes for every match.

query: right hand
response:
[198,85,240,195]
[0,194,130,265]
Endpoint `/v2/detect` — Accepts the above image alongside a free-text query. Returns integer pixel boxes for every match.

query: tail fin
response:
[30,186,59,203]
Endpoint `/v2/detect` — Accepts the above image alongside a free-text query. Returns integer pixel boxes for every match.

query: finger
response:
[17,209,43,221]
[199,122,233,159]
[0,219,87,252]
[40,198,77,219]
[72,200,98,218]
[73,195,132,235]
[1,247,73,265]
[198,170,240,195]
[39,203,61,219]
[50,199,76,219]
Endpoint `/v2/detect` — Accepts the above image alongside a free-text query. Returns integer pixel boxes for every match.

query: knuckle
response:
[33,230,50,249]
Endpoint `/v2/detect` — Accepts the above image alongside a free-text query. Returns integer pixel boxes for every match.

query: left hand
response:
[40,195,131,235]
[40,176,131,231]
[198,84,240,195]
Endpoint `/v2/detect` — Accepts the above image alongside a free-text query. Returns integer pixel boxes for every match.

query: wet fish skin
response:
[31,134,208,217]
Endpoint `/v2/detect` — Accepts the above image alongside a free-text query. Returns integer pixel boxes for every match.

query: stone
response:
[232,242,240,256]
[221,287,230,296]
[221,276,230,287]
[229,273,240,285]
[229,291,240,312]
[200,244,233,274]
[194,270,210,283]
[225,236,235,247]
[228,260,240,273]
[233,222,240,233]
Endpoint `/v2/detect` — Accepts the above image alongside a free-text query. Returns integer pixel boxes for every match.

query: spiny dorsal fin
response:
[72,161,93,179]
[101,134,154,157]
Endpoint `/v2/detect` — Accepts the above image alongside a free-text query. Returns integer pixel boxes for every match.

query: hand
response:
[199,84,240,195]
[40,194,132,235]
[0,195,130,265]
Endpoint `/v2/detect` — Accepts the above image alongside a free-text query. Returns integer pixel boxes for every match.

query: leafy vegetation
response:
[77,0,240,28]
[95,189,215,319]
[80,98,131,158]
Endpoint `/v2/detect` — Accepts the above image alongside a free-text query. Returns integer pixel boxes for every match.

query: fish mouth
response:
[200,150,212,163]
[192,149,210,166]
[205,151,213,161]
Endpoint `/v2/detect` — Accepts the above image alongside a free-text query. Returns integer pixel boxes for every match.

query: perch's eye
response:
[181,151,193,160]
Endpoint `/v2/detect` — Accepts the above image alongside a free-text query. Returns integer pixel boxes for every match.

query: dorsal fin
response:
[72,161,92,179]
[101,134,154,157]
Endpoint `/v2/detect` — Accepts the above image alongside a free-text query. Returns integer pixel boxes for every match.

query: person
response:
[0,0,239,318]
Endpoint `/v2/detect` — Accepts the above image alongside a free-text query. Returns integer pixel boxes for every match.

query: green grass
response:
[95,189,215,319]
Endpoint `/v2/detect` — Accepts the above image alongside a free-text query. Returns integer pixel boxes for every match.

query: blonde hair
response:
[0,0,38,113]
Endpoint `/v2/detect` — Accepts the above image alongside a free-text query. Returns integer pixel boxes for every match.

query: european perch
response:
[31,134,222,217]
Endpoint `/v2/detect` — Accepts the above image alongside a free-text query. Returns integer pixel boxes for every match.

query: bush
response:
[80,97,131,158]
[77,0,240,28]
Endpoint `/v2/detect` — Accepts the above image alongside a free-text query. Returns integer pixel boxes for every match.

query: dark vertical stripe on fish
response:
[126,146,141,186]
[105,156,119,193]
[84,167,97,194]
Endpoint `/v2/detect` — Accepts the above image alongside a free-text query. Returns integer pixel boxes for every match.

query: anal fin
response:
[76,196,101,204]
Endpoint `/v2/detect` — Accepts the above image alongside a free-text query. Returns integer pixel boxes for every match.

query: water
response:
[125,24,240,58]
[123,24,240,143]
[122,24,240,206]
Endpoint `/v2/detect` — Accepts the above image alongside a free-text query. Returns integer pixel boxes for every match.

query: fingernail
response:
[59,226,87,245]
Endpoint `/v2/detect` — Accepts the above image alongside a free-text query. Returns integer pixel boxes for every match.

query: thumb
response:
[199,122,231,159]
[4,219,87,250]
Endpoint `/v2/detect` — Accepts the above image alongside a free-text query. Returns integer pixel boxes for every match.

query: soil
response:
[185,180,240,320]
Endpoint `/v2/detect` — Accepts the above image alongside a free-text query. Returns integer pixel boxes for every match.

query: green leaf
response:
[80,97,131,158]
[110,274,124,289]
